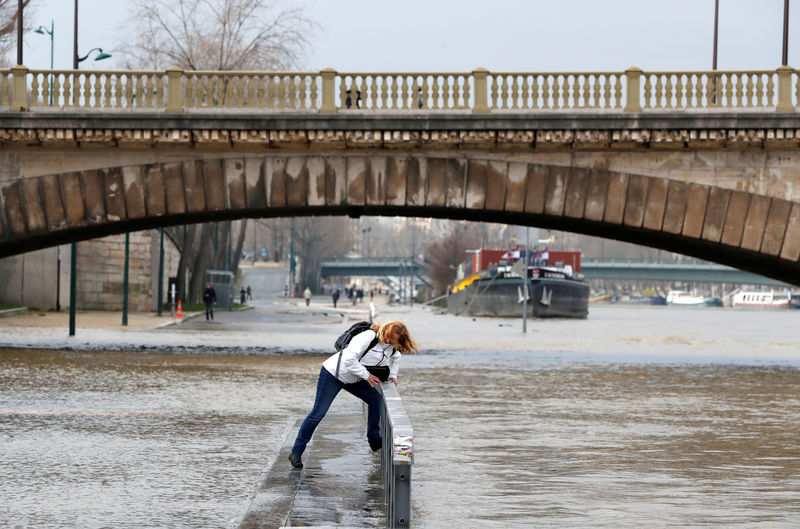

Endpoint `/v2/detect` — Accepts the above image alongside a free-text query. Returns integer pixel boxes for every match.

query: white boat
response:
[732,290,797,308]
[666,290,723,307]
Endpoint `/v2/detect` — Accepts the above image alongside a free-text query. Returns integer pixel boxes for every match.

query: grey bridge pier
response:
[238,384,413,529]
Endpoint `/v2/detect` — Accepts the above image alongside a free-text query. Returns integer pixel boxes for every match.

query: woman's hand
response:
[366,373,381,387]
[389,377,398,386]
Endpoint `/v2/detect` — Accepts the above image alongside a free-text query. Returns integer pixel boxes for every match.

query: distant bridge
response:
[581,259,791,286]
[320,258,430,286]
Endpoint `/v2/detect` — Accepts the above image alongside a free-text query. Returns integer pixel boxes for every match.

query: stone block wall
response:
[0,229,180,311]
[77,230,180,311]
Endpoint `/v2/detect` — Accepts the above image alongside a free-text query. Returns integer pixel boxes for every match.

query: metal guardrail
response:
[378,382,413,528]
[2,65,799,113]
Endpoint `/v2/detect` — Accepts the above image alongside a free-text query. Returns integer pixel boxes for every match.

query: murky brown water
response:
[1,308,799,528]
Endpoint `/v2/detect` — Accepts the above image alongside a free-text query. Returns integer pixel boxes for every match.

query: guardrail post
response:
[166,67,184,113]
[320,68,337,113]
[624,67,643,112]
[776,65,794,112]
[472,68,489,113]
[10,65,28,111]
[379,383,413,528]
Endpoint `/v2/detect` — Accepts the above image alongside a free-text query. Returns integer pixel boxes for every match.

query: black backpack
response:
[334,321,380,378]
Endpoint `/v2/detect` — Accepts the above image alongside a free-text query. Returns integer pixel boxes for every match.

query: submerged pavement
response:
[239,410,385,529]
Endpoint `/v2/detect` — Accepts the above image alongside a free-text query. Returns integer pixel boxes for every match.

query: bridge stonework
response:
[1,151,799,285]
[0,113,799,286]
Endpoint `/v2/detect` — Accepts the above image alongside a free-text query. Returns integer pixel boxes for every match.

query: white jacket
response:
[322,329,400,384]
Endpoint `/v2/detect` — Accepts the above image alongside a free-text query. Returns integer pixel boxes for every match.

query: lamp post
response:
[783,0,790,66]
[34,21,54,106]
[67,0,112,335]
[34,20,58,311]
[16,0,22,65]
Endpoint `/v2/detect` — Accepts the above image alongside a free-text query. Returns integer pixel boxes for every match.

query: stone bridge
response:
[1,66,800,286]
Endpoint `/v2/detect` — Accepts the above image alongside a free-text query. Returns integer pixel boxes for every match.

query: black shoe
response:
[288,452,303,468]
[369,438,383,452]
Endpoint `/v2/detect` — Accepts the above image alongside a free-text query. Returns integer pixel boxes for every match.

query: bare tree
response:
[115,1,315,303]
[120,0,313,70]
[0,0,33,67]
[426,226,483,295]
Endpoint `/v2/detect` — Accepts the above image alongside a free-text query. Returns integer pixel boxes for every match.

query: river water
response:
[1,304,799,528]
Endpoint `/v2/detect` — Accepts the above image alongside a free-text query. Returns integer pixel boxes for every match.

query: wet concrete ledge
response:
[238,411,385,529]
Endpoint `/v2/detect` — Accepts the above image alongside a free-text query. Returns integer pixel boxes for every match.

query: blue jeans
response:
[292,366,382,455]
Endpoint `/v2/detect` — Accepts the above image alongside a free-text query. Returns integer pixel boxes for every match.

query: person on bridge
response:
[203,283,217,321]
[288,320,418,469]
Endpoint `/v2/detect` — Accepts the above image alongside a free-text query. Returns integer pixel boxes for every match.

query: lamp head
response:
[34,27,47,35]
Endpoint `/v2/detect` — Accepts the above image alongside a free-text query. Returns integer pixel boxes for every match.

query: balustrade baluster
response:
[90,74,99,108]
[429,76,438,110]
[310,75,319,110]
[30,75,41,107]
[112,74,121,108]
[377,75,386,110]
[516,75,527,109]
[734,74,744,107]
[246,75,255,108]
[745,74,755,107]
[103,74,112,108]
[659,75,668,108]
[641,74,652,109]
[755,75,765,107]
[722,74,732,107]
[765,74,775,107]
[0,73,8,106]
[507,75,517,109]
[278,74,286,109]
[554,75,563,109]
[530,75,539,109]
[599,75,609,108]
[460,74,467,109]
[795,73,800,109]
[144,75,154,107]
[582,75,592,108]
[671,74,683,108]
[663,75,674,108]
[567,74,576,108]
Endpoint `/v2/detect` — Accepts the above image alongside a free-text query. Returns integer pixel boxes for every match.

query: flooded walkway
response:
[239,410,385,529]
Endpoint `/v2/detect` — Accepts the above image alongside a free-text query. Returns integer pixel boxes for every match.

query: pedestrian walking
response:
[246,286,252,300]
[240,287,247,304]
[288,320,418,469]
[203,283,217,321]
[332,289,340,308]
[304,286,312,307]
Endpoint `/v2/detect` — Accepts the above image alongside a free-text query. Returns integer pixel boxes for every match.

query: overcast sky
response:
[19,0,800,72]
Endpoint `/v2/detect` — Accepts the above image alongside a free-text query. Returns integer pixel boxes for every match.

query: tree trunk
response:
[188,223,215,303]
[231,220,247,281]
[175,224,197,302]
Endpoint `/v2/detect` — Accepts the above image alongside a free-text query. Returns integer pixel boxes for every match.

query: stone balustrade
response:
[1,66,798,113]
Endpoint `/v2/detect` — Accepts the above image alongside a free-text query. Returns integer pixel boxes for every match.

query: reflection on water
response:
[0,350,322,529]
[1,317,800,528]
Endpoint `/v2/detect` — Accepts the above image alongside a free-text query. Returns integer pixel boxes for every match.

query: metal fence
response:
[378,382,414,528]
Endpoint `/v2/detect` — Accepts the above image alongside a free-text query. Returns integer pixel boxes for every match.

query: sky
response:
[18,0,800,73]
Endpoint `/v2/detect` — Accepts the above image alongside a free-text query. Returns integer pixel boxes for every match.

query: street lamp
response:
[77,48,112,64]
[34,21,54,106]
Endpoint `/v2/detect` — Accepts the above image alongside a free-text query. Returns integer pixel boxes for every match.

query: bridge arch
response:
[1,154,798,286]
